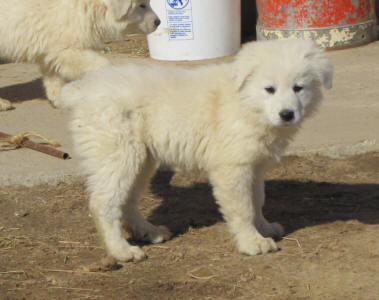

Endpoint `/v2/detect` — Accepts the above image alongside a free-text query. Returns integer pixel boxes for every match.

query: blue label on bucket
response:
[166,0,193,40]
[167,0,190,9]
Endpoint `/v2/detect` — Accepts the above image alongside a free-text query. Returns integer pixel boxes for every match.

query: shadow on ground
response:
[148,170,379,237]
[0,78,45,102]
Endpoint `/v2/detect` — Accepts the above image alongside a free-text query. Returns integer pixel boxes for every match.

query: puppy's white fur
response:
[0,0,159,109]
[61,40,333,261]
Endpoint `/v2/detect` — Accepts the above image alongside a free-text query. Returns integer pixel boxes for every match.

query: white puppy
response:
[61,40,333,261]
[0,0,159,109]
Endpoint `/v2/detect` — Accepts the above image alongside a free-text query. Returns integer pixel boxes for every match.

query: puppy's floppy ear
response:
[305,44,334,89]
[105,0,132,20]
[234,63,255,91]
[317,57,333,89]
[233,43,259,90]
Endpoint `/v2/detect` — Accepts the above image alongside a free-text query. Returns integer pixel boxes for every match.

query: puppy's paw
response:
[109,244,146,262]
[150,225,172,244]
[133,224,172,244]
[237,236,278,256]
[256,221,285,239]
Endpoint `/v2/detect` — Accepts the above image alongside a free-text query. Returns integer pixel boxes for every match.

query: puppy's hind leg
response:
[87,145,150,262]
[122,152,172,244]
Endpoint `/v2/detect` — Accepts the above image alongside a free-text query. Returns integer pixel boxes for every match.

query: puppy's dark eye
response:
[293,85,303,93]
[265,86,276,94]
[139,4,147,8]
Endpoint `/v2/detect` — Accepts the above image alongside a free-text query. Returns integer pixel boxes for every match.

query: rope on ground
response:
[0,131,61,150]
[0,130,70,160]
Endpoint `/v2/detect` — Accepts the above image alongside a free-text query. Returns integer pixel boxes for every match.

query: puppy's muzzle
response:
[279,109,295,122]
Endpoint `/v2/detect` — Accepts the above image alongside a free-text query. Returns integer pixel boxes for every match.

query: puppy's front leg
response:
[209,166,278,255]
[253,165,285,239]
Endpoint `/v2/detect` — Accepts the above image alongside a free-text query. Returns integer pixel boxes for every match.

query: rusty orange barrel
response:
[256,0,378,48]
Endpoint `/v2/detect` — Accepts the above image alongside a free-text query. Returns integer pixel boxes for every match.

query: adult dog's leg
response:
[41,70,65,106]
[209,165,279,256]
[0,99,13,111]
[122,152,172,244]
[47,49,110,82]
[252,165,284,239]
[41,49,109,106]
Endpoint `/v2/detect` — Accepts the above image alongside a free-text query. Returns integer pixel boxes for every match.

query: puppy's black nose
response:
[279,109,295,122]
[154,18,161,27]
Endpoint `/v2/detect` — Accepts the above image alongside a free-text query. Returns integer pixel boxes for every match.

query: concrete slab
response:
[1,41,378,186]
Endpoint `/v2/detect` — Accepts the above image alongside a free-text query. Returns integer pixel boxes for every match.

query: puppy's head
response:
[234,39,333,127]
[104,0,160,34]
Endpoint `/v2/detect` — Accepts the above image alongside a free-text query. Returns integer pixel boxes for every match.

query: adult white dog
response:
[0,0,159,110]
[61,40,333,262]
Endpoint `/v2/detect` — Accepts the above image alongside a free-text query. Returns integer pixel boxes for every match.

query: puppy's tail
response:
[58,79,87,109]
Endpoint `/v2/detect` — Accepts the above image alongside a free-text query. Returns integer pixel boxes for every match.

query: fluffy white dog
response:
[0,0,159,110]
[61,40,333,261]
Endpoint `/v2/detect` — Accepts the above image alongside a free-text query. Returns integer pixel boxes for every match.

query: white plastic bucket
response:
[147,0,241,61]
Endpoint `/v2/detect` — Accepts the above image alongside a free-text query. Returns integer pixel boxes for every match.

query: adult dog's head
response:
[104,0,160,34]
[234,40,333,127]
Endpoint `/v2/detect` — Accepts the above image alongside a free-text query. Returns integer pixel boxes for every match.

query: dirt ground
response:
[0,153,378,300]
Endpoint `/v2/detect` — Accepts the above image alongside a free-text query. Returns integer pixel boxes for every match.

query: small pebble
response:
[14,211,29,217]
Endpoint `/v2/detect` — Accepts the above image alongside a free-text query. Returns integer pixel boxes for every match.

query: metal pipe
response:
[0,131,71,160]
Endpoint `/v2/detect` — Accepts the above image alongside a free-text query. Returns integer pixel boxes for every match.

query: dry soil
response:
[0,153,378,300]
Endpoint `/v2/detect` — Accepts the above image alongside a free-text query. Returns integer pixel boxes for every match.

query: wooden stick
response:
[41,269,114,277]
[0,270,26,274]
[0,131,70,160]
